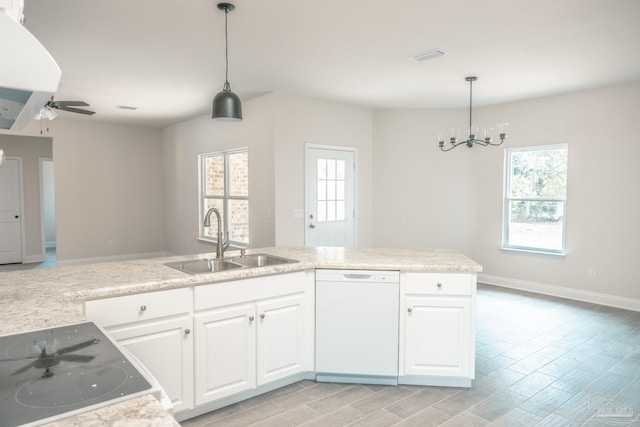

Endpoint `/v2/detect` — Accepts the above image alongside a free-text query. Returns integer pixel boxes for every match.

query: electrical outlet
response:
[588,267,597,278]
[107,240,113,248]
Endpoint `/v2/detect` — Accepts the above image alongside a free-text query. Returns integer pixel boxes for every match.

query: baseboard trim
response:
[478,273,640,312]
[23,254,45,263]
[56,251,171,267]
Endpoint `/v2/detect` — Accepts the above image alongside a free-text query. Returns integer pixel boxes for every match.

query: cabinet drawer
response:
[195,271,306,311]
[85,287,191,327]
[405,273,472,296]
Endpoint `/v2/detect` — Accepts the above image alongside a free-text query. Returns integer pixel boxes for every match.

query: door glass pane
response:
[327,201,336,221]
[327,159,336,179]
[327,180,336,200]
[204,155,224,196]
[317,181,326,200]
[336,201,345,221]
[229,151,248,197]
[336,181,345,200]
[317,159,327,180]
[336,160,346,180]
[317,201,327,222]
[316,157,347,223]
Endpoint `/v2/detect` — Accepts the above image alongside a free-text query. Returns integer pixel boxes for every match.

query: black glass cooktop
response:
[0,322,152,427]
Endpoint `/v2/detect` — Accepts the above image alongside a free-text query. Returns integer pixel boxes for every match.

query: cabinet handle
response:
[249,316,255,322]
[140,305,147,312]
[437,283,442,288]
[408,307,413,313]
[260,313,265,319]
[184,329,191,335]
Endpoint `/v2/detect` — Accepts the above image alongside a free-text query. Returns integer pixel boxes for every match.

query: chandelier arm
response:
[486,139,506,146]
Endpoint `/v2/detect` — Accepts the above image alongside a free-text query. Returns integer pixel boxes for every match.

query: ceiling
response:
[22,0,640,128]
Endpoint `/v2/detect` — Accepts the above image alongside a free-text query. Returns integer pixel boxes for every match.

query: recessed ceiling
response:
[22,0,640,128]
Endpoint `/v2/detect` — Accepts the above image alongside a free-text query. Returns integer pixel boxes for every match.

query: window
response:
[503,144,568,254]
[199,148,249,246]
[316,158,347,222]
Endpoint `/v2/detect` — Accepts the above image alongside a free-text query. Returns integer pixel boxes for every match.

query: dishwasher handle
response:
[342,273,372,280]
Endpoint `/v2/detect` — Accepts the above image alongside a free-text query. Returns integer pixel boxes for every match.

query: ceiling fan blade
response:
[53,100,90,107]
[58,106,96,115]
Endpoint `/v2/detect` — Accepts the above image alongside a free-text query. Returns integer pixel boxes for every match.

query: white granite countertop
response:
[0,246,481,426]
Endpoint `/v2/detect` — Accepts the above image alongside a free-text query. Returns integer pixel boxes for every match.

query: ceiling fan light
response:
[34,107,57,120]
[212,89,242,120]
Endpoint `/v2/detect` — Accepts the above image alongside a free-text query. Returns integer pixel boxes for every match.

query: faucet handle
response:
[240,248,246,257]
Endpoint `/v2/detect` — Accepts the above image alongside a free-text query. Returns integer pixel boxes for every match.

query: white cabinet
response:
[400,273,475,386]
[193,271,309,405]
[85,287,194,413]
[194,303,255,404]
[256,293,306,385]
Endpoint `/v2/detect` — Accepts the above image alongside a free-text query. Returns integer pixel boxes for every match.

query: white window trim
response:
[198,147,249,248]
[502,144,568,256]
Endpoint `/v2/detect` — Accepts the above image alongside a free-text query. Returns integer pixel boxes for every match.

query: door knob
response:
[309,224,316,229]
[15,215,19,219]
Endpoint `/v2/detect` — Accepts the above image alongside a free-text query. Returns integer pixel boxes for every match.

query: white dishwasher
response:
[315,269,400,385]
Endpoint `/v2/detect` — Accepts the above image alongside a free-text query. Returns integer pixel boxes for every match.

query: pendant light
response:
[212,2,242,121]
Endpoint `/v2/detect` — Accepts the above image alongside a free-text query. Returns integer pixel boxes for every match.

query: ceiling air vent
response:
[410,48,448,62]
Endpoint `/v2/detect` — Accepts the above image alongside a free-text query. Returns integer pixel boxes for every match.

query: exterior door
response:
[0,158,22,264]
[305,146,355,247]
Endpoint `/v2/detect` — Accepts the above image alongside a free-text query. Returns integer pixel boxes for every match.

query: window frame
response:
[502,144,568,256]
[198,147,249,247]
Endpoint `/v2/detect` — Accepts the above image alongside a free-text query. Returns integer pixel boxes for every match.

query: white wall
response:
[163,93,276,255]
[372,81,640,302]
[372,109,476,253]
[1,119,165,262]
[0,134,52,260]
[42,159,56,247]
[271,93,374,247]
[162,92,374,254]
[472,81,640,301]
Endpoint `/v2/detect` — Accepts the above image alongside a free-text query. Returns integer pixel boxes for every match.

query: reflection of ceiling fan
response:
[36,97,95,120]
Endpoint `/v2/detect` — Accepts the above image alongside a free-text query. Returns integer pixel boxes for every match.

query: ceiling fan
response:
[44,97,95,116]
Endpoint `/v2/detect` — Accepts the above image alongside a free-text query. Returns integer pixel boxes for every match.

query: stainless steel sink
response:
[229,253,299,268]
[164,253,298,275]
[164,258,243,274]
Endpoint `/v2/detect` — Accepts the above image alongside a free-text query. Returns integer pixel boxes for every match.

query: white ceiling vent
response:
[410,48,448,62]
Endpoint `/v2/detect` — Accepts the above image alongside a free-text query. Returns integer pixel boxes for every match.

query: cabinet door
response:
[194,303,256,405]
[256,293,305,386]
[107,317,193,413]
[404,296,471,378]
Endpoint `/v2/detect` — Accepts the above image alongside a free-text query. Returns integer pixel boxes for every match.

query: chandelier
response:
[438,76,508,152]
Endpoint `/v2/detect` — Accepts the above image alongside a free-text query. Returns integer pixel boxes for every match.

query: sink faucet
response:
[203,208,229,258]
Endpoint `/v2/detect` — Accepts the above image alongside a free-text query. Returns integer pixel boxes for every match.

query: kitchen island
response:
[0,247,481,426]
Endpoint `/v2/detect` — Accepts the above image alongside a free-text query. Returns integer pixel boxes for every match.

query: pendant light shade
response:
[212,85,242,120]
[212,2,242,121]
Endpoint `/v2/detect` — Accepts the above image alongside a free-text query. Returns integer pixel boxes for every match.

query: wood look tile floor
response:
[180,284,640,427]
